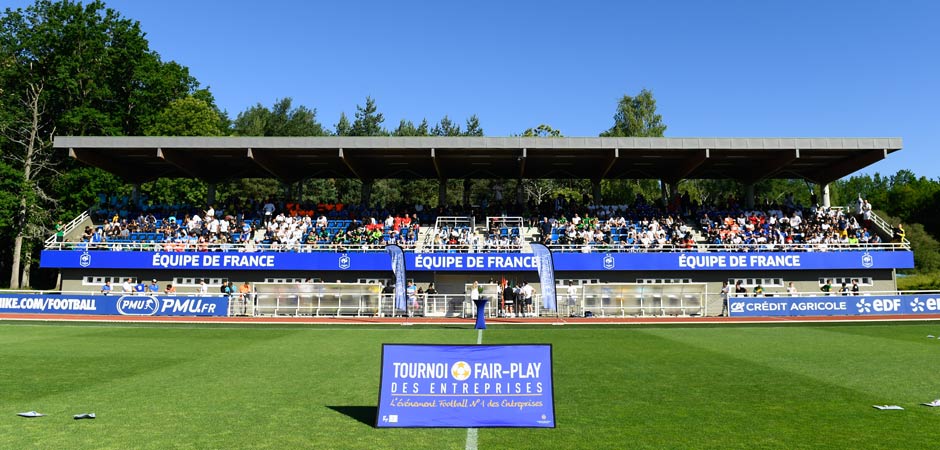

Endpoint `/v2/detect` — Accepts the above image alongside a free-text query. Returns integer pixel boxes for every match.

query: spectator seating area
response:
[698,204,883,251]
[77,198,421,251]
[55,194,901,253]
[538,205,693,252]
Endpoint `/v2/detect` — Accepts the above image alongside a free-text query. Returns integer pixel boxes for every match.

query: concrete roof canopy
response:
[56,136,902,186]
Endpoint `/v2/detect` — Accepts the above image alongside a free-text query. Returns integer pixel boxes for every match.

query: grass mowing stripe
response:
[465,327,484,450]
[640,324,940,401]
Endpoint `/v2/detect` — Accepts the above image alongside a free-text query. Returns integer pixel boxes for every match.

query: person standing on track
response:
[720,281,730,316]
[521,281,535,317]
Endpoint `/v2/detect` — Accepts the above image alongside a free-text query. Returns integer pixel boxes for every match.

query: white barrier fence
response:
[1,284,707,318]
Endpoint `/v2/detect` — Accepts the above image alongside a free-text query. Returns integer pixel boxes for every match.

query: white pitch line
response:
[465,328,483,450]
[465,427,478,450]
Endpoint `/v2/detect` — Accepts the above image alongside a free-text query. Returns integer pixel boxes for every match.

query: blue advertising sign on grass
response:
[376,344,555,428]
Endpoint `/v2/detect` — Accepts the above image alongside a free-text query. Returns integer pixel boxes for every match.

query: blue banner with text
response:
[0,293,229,317]
[376,344,555,428]
[728,294,940,317]
[41,249,913,271]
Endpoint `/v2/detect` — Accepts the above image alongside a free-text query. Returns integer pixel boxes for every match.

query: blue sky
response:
[8,0,939,177]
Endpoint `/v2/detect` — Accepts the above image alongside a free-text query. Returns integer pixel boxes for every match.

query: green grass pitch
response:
[1,321,938,449]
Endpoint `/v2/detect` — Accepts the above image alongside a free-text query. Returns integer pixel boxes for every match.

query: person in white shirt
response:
[521,282,535,317]
[790,212,802,229]
[567,282,578,310]
[122,278,134,293]
[198,279,209,296]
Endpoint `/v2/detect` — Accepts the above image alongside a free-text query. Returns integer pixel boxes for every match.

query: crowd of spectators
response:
[64,191,894,253]
[698,202,883,251]
[426,226,523,253]
[79,196,424,252]
[531,194,693,252]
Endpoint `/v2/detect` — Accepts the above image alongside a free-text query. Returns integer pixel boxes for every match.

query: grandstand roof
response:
[56,136,901,185]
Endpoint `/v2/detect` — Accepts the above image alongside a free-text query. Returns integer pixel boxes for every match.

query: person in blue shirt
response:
[135,280,146,292]
[149,279,159,292]
[100,281,112,295]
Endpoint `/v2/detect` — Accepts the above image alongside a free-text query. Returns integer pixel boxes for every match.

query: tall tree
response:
[0,0,213,287]
[522,124,562,137]
[431,115,461,136]
[393,119,423,137]
[464,115,483,136]
[600,88,667,137]
[350,96,386,136]
[233,98,326,136]
[146,96,222,136]
[0,81,52,288]
[334,112,352,136]
[599,89,667,207]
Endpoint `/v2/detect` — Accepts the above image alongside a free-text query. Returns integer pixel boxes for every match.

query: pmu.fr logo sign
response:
[116,295,159,316]
[602,254,615,270]
[338,254,351,270]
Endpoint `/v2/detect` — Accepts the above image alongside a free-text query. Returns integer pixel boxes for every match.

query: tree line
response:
[2,0,938,289]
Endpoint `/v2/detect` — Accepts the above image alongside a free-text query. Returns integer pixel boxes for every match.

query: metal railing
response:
[417,243,524,253]
[8,288,939,318]
[44,209,91,246]
[45,239,909,253]
[44,241,392,252]
[546,242,910,253]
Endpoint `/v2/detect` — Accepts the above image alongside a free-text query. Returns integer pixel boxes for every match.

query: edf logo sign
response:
[855,298,901,314]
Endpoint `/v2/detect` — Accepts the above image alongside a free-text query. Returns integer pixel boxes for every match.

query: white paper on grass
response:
[921,400,940,407]
[17,411,45,417]
[872,405,904,410]
[73,413,96,419]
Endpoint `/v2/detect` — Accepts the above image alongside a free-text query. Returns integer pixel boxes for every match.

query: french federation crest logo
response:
[79,251,92,268]
[338,254,351,270]
[602,254,615,270]
[861,252,874,268]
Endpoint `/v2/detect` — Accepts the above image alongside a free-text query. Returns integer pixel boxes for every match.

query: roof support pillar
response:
[207,182,216,207]
[821,183,831,208]
[659,180,668,207]
[463,178,471,207]
[438,178,447,207]
[132,184,141,209]
[515,179,524,206]
[745,183,755,209]
[592,179,602,204]
[361,179,373,207]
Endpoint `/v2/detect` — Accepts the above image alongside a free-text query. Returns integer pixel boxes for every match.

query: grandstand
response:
[39,136,913,318]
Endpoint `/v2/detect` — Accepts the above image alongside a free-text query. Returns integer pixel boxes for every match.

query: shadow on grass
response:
[327,405,377,427]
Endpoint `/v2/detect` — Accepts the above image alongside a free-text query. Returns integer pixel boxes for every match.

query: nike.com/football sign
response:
[376,344,555,428]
